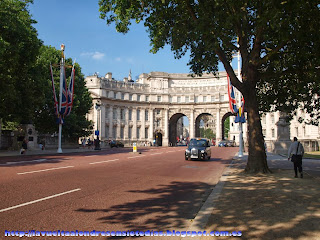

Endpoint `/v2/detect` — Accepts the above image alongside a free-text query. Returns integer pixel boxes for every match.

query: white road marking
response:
[0,188,81,213]
[127,155,144,159]
[17,166,74,175]
[89,159,119,165]
[150,153,162,155]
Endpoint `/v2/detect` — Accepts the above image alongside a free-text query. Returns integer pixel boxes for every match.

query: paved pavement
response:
[0,146,101,157]
[191,152,320,240]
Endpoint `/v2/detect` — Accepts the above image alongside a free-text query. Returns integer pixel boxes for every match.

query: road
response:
[0,146,237,239]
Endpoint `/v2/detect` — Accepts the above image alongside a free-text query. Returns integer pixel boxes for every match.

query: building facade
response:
[85,71,319,151]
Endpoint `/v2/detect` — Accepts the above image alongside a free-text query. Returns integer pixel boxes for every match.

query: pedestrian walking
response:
[20,139,28,155]
[288,137,304,178]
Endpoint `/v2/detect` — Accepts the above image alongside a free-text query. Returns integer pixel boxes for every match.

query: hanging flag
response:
[227,74,246,123]
[60,66,68,117]
[65,64,75,116]
[50,64,59,116]
[227,74,238,114]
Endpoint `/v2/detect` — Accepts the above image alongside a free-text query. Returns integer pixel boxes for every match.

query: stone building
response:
[85,71,319,151]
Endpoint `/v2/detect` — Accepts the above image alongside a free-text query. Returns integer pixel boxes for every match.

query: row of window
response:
[108,91,225,103]
[262,127,306,138]
[113,109,150,121]
[105,126,149,139]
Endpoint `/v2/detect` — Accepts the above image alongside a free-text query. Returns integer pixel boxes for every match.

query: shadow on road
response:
[76,181,215,238]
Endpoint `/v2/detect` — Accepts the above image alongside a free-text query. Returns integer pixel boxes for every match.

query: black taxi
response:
[185,138,211,161]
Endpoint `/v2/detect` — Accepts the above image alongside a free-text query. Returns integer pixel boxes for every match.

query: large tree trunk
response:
[243,75,272,174]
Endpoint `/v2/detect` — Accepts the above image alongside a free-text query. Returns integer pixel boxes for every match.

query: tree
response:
[33,45,93,140]
[98,0,320,173]
[0,0,42,124]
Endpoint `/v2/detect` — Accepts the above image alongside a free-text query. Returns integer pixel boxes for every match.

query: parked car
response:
[218,140,228,147]
[110,140,124,148]
[185,138,211,161]
[226,140,236,147]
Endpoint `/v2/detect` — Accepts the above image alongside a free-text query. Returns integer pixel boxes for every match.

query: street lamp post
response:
[237,42,244,157]
[94,102,101,150]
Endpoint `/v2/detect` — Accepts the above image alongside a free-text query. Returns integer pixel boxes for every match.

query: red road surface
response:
[0,146,237,239]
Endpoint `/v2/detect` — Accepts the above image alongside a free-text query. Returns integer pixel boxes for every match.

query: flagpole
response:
[57,44,65,153]
[237,41,244,157]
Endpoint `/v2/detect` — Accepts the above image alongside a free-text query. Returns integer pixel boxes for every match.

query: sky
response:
[28,0,197,81]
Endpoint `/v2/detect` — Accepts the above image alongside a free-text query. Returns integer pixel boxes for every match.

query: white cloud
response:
[80,51,105,60]
[115,57,122,62]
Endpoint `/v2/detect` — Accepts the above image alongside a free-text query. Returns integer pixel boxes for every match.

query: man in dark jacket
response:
[288,137,305,178]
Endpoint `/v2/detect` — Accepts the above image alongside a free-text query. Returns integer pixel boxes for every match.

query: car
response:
[110,140,124,148]
[226,140,236,147]
[185,138,211,161]
[218,140,228,147]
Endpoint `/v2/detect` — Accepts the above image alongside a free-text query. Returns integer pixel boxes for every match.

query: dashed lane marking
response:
[89,159,119,165]
[17,166,74,175]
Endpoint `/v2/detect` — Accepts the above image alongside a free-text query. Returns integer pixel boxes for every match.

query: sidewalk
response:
[193,153,320,240]
[0,147,99,157]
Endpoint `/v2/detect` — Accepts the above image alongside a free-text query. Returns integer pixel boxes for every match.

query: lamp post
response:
[94,102,101,150]
[237,41,244,157]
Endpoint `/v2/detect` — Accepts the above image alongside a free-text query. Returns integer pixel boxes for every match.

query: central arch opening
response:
[195,113,216,140]
[169,113,189,146]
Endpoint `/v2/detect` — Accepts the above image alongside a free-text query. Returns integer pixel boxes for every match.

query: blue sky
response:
[29,0,197,80]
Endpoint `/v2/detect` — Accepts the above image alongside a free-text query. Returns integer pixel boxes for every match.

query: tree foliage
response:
[99,0,320,173]
[0,0,42,123]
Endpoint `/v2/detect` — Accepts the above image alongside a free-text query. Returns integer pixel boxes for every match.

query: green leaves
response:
[0,0,93,138]
[0,0,42,123]
[99,0,320,124]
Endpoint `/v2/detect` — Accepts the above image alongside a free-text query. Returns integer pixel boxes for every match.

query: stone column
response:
[109,106,113,139]
[216,110,221,141]
[100,104,106,140]
[116,107,121,139]
[163,108,169,146]
[132,108,137,140]
[149,108,154,143]
[141,108,146,140]
[124,108,129,140]
[190,109,195,138]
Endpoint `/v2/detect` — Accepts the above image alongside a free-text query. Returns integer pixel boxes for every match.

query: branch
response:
[186,2,197,21]
[258,41,289,66]
[215,46,243,92]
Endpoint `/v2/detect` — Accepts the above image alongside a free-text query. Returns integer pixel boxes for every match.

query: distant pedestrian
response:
[288,137,305,178]
[20,139,28,155]
[81,138,86,148]
[87,139,93,149]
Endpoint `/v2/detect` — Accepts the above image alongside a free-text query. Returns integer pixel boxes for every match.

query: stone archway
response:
[195,113,215,138]
[169,113,189,146]
[221,112,236,140]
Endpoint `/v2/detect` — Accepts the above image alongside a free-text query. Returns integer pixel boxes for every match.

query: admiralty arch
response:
[85,71,246,147]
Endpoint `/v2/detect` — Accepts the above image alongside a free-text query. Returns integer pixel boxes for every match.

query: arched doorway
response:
[195,113,216,139]
[155,131,163,146]
[221,112,236,140]
[169,113,189,146]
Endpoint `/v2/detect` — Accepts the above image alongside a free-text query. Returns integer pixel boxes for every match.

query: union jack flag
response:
[65,66,75,116]
[227,74,246,123]
[60,67,68,117]
[227,74,238,114]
